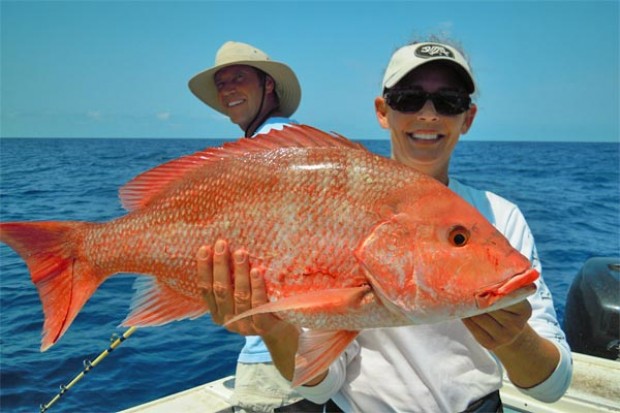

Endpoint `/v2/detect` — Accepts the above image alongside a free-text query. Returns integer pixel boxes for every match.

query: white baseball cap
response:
[382,42,475,93]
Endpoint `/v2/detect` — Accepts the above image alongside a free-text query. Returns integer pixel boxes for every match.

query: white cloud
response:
[157,111,171,121]
[87,110,102,120]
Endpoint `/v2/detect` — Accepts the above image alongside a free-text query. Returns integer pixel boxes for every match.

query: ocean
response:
[1,137,619,413]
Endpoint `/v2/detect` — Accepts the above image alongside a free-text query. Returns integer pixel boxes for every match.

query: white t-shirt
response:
[297,178,572,411]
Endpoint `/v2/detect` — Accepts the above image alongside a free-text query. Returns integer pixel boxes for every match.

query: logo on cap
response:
[415,44,455,59]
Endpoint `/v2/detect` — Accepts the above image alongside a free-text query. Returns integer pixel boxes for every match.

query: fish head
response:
[356,183,539,323]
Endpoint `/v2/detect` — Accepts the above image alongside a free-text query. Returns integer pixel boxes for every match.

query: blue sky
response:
[1,0,618,141]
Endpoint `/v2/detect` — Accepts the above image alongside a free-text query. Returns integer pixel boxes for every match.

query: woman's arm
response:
[196,240,318,382]
[463,301,560,388]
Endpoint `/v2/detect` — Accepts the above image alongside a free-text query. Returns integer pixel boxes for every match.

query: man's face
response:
[375,63,477,184]
[214,65,265,130]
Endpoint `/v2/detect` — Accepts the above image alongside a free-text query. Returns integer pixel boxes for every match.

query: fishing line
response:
[39,326,138,413]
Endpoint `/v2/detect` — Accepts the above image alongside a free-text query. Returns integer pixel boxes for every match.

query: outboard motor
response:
[564,257,620,360]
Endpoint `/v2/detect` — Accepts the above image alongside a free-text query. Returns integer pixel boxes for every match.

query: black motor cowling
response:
[564,257,620,360]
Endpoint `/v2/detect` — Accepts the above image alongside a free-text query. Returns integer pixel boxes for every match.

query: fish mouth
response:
[474,268,540,309]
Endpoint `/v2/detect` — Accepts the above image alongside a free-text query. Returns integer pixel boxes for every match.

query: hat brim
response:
[189,60,301,117]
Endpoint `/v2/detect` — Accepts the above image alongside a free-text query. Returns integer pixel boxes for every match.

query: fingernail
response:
[214,240,226,254]
[197,246,210,260]
[234,250,247,264]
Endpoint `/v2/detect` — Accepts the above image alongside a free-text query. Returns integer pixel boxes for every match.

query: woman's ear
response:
[461,103,478,134]
[375,96,390,129]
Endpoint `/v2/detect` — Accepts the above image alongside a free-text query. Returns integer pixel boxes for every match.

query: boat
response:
[122,353,620,413]
[122,257,619,413]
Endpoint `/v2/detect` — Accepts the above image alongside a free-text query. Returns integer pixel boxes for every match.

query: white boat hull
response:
[121,352,619,413]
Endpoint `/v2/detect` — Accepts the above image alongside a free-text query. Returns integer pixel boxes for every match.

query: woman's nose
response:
[416,99,439,120]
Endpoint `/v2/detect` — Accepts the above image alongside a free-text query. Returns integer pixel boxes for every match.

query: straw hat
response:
[188,41,301,116]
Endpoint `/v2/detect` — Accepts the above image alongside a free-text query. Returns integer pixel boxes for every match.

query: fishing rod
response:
[39,326,138,413]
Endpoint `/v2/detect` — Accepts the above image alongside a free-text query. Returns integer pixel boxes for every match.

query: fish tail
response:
[0,221,101,351]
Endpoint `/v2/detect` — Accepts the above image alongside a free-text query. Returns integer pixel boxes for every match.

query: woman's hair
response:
[414,34,469,59]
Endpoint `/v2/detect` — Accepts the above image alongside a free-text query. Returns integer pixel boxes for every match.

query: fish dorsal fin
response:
[119,124,365,211]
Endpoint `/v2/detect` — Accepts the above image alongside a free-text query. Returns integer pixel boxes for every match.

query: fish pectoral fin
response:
[122,277,209,327]
[223,286,371,327]
[292,329,359,387]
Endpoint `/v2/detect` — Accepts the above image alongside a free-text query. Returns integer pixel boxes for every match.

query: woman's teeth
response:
[407,133,441,141]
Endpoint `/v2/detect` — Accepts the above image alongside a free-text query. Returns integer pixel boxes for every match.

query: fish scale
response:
[84,145,375,299]
[0,124,539,386]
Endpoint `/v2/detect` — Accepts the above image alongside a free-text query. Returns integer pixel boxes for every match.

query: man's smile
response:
[227,99,245,108]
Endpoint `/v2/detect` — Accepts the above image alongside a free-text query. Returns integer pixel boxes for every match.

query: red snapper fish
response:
[0,125,538,386]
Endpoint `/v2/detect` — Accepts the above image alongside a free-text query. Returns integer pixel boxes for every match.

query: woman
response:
[199,39,572,412]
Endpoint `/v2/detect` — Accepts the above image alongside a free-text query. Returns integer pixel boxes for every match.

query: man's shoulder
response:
[254,117,299,136]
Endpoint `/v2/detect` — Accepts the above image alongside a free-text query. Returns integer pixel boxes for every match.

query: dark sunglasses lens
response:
[385,91,427,113]
[386,90,470,115]
[432,93,471,115]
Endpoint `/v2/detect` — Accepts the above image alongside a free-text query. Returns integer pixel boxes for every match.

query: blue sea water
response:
[0,137,618,413]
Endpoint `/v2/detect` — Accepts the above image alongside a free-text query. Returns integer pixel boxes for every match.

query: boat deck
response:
[122,352,620,413]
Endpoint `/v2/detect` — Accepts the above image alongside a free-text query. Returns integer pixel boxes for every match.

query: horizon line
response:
[1,136,618,144]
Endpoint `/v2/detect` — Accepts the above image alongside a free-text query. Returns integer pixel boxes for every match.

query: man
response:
[189,40,301,138]
[189,41,305,412]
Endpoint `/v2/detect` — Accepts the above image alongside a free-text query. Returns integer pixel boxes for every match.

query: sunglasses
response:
[384,89,471,116]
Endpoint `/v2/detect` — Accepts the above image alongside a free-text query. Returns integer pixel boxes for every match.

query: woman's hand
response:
[463,300,560,389]
[196,240,302,381]
[196,240,287,336]
[462,300,531,350]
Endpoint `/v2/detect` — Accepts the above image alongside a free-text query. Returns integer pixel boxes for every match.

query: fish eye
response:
[448,226,470,247]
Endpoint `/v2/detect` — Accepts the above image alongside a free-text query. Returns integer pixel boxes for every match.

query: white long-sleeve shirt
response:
[297,178,572,412]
